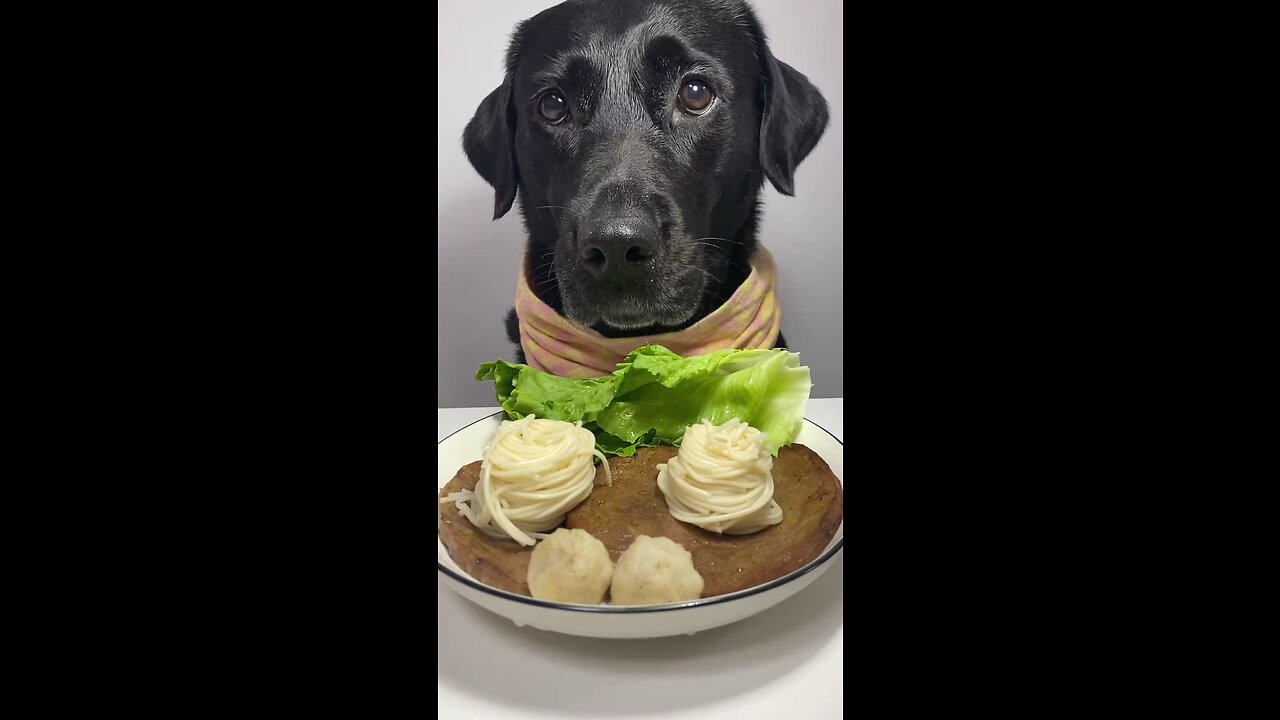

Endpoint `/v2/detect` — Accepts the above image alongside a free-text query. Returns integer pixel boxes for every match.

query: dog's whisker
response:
[687,266,721,285]
[690,242,734,256]
[533,205,579,229]
[700,285,726,306]
[691,236,745,246]
[690,243,749,272]
[534,205,578,219]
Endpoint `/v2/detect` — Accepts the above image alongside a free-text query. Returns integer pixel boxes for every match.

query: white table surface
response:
[437,398,844,720]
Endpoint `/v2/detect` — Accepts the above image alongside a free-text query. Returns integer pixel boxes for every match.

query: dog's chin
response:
[598,304,698,332]
[559,267,709,334]
[562,298,701,334]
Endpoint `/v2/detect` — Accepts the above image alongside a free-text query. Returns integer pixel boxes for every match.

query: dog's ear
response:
[754,34,829,196]
[462,76,519,219]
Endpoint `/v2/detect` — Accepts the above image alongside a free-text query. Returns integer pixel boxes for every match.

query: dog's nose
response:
[578,218,659,279]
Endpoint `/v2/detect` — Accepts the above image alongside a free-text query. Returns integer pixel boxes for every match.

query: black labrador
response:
[463,0,828,362]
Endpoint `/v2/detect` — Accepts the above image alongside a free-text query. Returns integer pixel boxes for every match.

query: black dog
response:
[463,0,827,362]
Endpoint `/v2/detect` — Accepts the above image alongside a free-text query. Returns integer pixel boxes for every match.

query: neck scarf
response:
[514,246,781,378]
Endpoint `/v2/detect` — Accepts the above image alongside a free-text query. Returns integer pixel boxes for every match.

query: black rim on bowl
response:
[437,411,845,613]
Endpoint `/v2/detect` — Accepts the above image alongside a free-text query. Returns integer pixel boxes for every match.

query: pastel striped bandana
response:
[514,246,781,378]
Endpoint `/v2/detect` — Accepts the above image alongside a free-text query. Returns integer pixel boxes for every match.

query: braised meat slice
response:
[437,444,843,599]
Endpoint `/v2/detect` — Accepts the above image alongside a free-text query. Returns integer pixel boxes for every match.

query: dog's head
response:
[464,0,827,333]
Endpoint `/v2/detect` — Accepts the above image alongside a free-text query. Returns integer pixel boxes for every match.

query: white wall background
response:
[437,0,843,408]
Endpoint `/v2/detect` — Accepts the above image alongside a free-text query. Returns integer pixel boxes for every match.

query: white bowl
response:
[437,412,844,639]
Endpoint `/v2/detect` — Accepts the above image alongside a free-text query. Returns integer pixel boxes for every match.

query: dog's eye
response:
[678,80,714,115]
[538,92,569,125]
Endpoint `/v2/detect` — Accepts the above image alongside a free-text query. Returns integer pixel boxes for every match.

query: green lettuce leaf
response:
[476,345,812,457]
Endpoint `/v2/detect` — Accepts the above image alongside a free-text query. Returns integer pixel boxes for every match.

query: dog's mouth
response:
[555,259,709,333]
[596,296,698,331]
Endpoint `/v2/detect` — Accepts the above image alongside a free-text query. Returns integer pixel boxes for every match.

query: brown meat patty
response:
[437,444,843,599]
[437,460,541,596]
[567,445,842,597]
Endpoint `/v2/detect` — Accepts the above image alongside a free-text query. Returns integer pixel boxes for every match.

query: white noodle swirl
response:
[440,415,611,546]
[656,418,783,535]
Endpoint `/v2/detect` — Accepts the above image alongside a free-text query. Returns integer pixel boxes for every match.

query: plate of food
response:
[437,345,844,639]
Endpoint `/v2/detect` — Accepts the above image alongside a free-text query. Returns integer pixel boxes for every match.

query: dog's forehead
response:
[513,0,753,84]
